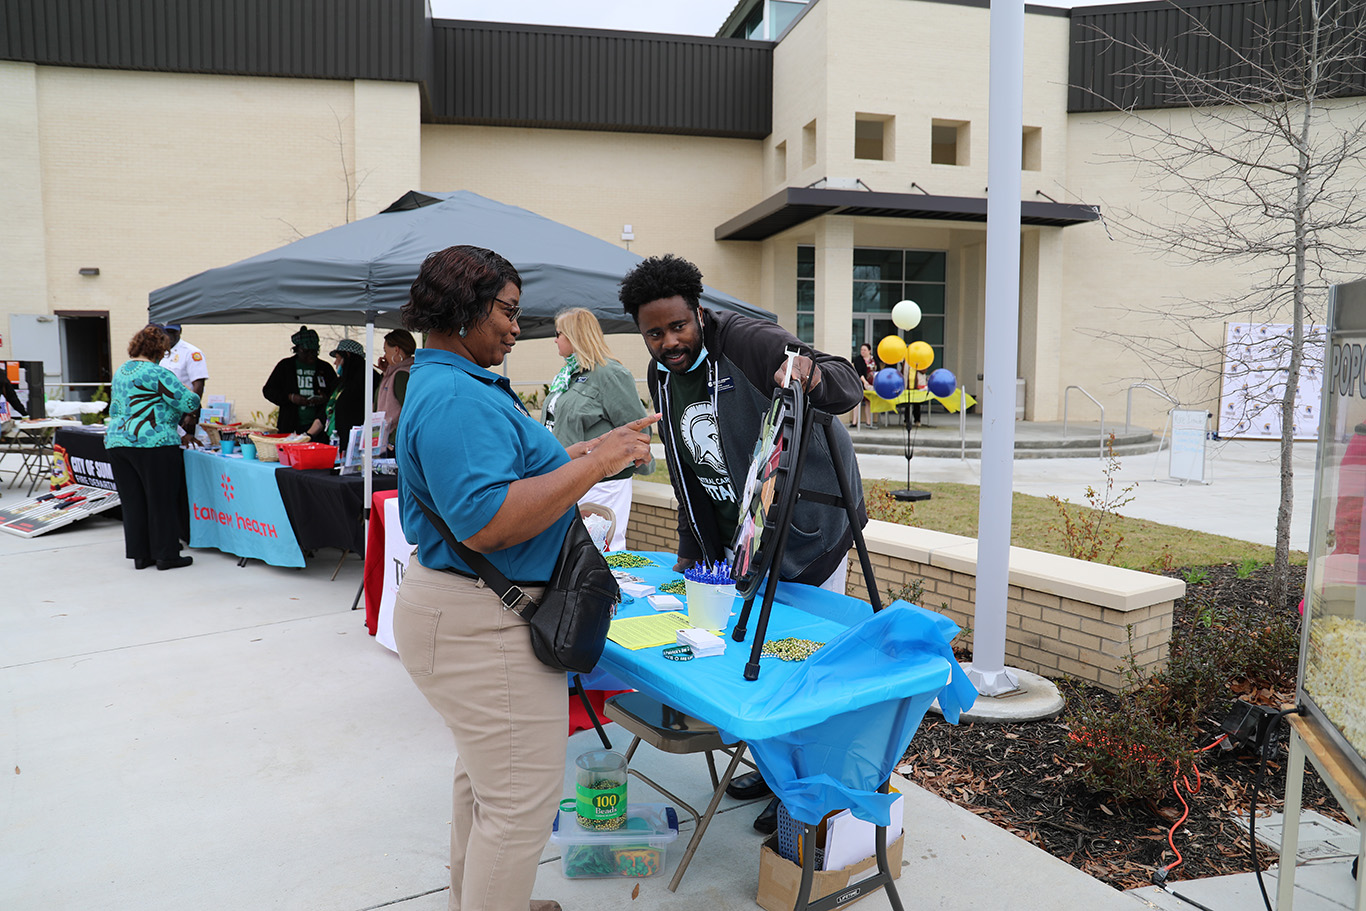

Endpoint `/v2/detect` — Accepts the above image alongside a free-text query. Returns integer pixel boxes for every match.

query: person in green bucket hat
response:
[262,325,337,433]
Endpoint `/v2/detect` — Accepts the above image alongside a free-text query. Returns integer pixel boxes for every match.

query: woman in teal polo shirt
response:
[543,307,650,550]
[391,245,656,911]
[106,324,201,570]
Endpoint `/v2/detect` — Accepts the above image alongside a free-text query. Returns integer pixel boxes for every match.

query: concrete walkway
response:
[0,428,1347,910]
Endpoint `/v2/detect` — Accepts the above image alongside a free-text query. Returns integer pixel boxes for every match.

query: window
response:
[854,114,894,161]
[1022,126,1042,171]
[796,246,815,344]
[851,248,947,365]
[802,119,817,170]
[931,119,969,166]
[775,140,787,182]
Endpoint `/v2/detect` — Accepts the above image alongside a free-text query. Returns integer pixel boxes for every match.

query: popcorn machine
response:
[1281,278,1366,909]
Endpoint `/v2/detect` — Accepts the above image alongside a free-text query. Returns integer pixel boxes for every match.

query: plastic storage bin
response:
[278,442,337,470]
[549,802,678,879]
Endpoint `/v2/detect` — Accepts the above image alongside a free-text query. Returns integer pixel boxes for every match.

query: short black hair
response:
[618,254,704,322]
[402,245,521,336]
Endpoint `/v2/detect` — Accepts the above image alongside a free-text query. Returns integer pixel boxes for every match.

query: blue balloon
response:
[873,367,906,400]
[927,368,956,398]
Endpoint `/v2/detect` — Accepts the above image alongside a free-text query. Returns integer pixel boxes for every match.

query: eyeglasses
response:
[494,297,522,323]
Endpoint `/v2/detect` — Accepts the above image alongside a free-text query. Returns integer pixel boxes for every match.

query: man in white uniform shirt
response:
[157,323,208,435]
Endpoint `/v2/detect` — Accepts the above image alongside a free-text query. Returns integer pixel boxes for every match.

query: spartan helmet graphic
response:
[681,401,726,474]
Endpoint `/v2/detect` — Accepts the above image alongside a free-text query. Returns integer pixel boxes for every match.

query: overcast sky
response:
[428,0,1131,36]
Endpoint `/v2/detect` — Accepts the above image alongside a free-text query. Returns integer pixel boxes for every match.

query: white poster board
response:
[1219,322,1325,440]
[376,494,413,653]
[1169,409,1209,483]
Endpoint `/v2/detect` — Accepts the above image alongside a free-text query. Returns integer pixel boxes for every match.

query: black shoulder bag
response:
[413,498,620,674]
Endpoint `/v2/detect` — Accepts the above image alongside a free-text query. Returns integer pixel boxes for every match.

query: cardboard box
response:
[756,831,904,911]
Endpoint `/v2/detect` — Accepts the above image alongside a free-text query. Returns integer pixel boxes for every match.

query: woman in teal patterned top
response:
[106,325,201,570]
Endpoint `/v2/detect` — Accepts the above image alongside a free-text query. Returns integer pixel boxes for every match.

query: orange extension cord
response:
[1158,733,1228,876]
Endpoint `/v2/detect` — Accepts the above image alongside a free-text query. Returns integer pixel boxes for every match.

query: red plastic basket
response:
[278,442,337,470]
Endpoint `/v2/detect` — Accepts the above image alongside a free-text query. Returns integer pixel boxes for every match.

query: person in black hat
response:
[306,337,377,447]
[262,326,336,433]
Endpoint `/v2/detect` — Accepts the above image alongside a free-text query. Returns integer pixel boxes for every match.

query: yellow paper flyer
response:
[607,612,691,650]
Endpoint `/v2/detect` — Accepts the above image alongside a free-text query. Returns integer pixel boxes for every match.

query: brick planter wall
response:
[626,482,1183,693]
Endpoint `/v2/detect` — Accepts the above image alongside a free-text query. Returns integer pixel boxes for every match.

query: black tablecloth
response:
[52,426,118,491]
[273,468,397,554]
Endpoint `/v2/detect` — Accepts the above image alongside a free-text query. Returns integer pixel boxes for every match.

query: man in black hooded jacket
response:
[619,253,868,833]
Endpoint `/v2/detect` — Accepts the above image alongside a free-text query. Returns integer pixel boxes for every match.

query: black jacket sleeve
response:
[334,376,367,445]
[2,374,28,416]
[262,358,294,408]
[707,310,864,413]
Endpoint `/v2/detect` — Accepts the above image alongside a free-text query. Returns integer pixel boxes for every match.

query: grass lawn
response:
[634,466,1306,571]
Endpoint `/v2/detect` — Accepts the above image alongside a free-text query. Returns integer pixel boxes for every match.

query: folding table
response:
[592,552,977,910]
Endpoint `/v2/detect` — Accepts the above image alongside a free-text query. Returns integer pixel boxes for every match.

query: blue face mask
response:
[656,345,710,374]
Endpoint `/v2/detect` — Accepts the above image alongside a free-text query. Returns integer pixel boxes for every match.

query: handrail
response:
[1125,383,1178,433]
[1063,385,1106,458]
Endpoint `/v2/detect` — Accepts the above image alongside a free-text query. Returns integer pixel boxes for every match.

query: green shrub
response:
[1182,566,1210,585]
[1047,434,1135,564]
[1064,669,1195,804]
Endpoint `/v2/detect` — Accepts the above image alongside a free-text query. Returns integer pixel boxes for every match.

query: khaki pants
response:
[394,560,567,911]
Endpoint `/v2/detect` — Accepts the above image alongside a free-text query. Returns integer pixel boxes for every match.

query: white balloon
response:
[892,300,922,331]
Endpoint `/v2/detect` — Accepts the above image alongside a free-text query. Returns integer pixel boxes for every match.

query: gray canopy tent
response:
[147,189,773,582]
[148,189,771,333]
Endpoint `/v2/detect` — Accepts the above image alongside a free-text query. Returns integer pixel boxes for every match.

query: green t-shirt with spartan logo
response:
[668,361,739,543]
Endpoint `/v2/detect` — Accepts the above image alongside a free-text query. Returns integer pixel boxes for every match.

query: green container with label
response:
[561,749,628,831]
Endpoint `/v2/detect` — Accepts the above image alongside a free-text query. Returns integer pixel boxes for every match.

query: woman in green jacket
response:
[542,308,650,549]
[106,325,201,570]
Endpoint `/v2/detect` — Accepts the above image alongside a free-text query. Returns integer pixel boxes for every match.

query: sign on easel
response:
[1169,410,1209,483]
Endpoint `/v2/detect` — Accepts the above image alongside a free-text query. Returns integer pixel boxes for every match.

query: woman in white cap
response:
[307,337,373,447]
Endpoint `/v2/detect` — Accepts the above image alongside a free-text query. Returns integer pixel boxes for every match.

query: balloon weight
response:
[877,335,907,366]
[873,367,906,400]
[892,300,922,331]
[927,368,956,397]
[906,341,935,371]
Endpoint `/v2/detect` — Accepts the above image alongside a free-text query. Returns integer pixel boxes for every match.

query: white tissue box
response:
[647,593,684,612]
[676,628,726,657]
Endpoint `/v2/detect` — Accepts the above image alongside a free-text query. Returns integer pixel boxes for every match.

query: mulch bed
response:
[899,563,1352,892]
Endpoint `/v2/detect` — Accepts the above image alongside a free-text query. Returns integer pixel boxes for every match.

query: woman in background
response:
[851,342,878,427]
[308,338,372,447]
[106,325,200,570]
[375,328,416,452]
[542,307,650,550]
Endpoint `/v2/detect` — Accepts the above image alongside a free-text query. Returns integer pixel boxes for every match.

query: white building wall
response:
[419,123,764,390]
[1060,98,1366,428]
[0,62,49,359]
[1,66,422,419]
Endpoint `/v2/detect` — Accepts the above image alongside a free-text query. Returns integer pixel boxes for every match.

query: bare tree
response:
[1076,0,1366,606]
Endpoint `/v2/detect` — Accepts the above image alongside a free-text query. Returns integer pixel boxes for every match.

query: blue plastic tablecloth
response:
[184,449,305,567]
[590,552,978,826]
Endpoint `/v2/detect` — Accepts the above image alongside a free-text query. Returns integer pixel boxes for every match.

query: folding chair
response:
[602,691,758,892]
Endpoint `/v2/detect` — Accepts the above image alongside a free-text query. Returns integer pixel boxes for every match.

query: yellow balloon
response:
[877,335,907,365]
[907,341,935,371]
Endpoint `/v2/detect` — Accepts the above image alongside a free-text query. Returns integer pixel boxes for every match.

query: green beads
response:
[760,637,824,661]
[605,552,655,569]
